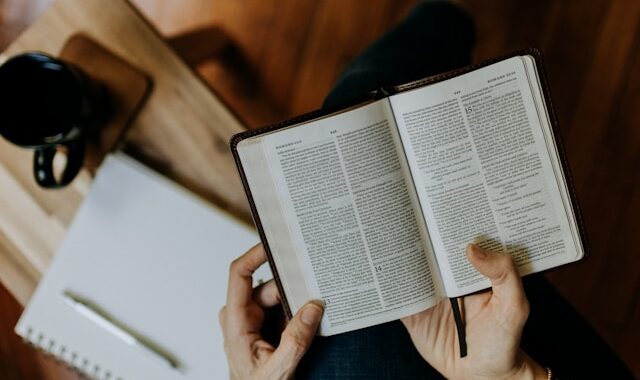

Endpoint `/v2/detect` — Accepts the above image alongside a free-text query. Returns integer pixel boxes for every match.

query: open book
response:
[231,50,587,336]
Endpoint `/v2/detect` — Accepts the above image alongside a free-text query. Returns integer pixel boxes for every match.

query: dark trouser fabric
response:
[323,1,474,109]
[297,2,634,379]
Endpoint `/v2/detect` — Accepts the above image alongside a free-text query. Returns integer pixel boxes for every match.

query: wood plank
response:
[531,0,610,302]
[133,0,283,90]
[538,0,609,138]
[471,0,559,60]
[529,0,609,306]
[0,281,43,380]
[0,160,66,278]
[588,28,640,329]
[132,0,420,121]
[196,59,286,128]
[540,3,640,377]
[385,0,417,26]
[0,282,81,380]
[0,0,52,47]
[0,230,39,307]
[129,0,222,36]
[546,1,640,316]
[468,0,514,61]
[289,0,408,114]
[132,0,293,125]
[0,139,87,228]
[256,1,320,111]
[564,1,640,187]
[504,0,555,49]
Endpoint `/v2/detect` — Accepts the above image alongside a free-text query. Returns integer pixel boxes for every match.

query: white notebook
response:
[15,153,270,380]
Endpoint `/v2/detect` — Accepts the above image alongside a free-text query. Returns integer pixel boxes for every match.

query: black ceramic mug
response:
[0,52,110,188]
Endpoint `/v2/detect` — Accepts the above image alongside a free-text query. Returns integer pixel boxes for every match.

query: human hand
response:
[401,244,547,380]
[220,244,324,380]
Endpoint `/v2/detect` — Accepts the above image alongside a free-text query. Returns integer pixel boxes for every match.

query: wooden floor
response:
[1,0,639,378]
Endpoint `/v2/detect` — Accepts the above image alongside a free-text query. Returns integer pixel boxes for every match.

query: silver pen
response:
[62,290,181,371]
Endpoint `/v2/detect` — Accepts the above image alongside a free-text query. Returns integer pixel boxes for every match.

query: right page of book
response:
[390,56,584,297]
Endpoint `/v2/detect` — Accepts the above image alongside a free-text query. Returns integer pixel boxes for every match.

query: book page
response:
[390,57,582,296]
[520,55,584,263]
[238,99,443,335]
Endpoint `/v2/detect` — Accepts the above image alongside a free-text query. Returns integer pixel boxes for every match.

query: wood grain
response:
[0,0,250,308]
[132,1,640,375]
[0,282,81,380]
[130,0,418,121]
[0,0,639,378]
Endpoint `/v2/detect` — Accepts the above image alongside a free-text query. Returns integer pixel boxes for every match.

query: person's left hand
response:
[220,243,324,380]
[401,244,545,380]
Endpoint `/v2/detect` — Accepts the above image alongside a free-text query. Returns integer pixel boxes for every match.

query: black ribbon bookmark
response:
[449,297,467,358]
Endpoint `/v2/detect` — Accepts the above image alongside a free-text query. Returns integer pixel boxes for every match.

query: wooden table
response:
[0,0,250,306]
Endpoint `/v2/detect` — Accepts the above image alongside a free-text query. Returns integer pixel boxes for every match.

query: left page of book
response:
[237,99,444,336]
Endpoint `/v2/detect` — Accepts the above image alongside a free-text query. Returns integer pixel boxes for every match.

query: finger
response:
[227,243,267,307]
[466,244,526,306]
[253,280,281,308]
[269,301,324,372]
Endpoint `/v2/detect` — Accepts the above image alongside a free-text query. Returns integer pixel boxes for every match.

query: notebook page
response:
[15,153,269,379]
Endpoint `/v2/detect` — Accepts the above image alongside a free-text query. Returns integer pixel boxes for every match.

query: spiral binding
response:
[22,326,124,380]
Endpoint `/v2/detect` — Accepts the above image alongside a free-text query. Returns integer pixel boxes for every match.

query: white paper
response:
[15,153,270,380]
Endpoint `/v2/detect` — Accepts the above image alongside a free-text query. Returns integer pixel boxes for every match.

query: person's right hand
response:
[401,244,548,380]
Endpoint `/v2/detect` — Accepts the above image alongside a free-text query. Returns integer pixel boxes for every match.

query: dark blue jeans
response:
[297,2,633,379]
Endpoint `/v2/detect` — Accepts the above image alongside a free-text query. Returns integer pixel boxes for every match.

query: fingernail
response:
[469,244,488,259]
[301,301,324,326]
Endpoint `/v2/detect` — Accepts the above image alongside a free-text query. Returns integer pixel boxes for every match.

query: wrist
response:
[505,352,548,380]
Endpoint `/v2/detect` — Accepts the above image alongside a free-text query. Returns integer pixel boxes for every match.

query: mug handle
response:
[33,141,85,188]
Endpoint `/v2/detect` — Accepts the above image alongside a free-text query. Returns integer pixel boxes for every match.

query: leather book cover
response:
[230,49,589,318]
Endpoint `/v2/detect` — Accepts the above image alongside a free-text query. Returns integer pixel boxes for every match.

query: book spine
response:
[370,86,394,98]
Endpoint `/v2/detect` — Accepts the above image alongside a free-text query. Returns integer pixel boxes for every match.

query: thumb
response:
[269,300,324,375]
[466,244,526,306]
